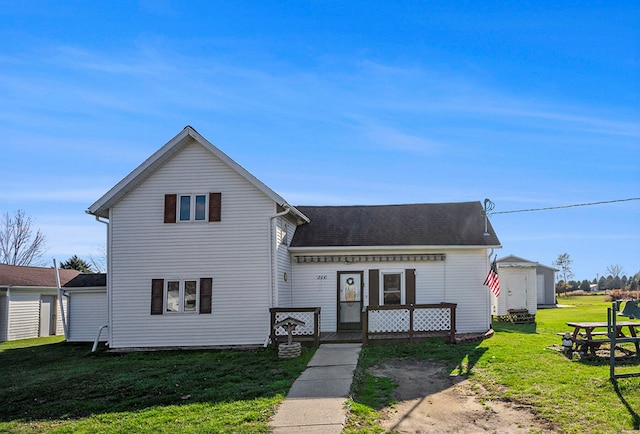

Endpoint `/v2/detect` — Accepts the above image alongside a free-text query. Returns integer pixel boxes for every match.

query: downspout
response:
[54,259,69,339]
[92,324,108,353]
[94,215,110,347]
[265,205,290,347]
[5,286,10,341]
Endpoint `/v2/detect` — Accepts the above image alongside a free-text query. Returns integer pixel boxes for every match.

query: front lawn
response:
[0,338,314,433]
[347,295,640,433]
[3,296,639,433]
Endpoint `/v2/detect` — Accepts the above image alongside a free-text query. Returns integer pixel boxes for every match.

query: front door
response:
[40,295,55,337]
[337,271,363,331]
[505,272,528,311]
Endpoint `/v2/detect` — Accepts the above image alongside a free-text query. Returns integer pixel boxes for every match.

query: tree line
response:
[553,252,639,293]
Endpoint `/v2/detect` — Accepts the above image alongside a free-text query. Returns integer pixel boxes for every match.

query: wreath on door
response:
[345,277,356,303]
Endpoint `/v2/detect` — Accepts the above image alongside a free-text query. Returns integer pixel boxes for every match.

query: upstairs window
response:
[179,194,207,222]
[164,193,221,223]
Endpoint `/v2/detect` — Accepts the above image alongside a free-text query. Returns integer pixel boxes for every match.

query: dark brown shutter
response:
[368,269,379,307]
[164,194,177,223]
[209,193,221,222]
[405,269,416,305]
[151,279,164,315]
[199,278,212,314]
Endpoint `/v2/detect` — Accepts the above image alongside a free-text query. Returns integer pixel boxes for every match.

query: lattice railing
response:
[414,307,452,332]
[369,308,410,332]
[269,307,321,347]
[364,303,456,343]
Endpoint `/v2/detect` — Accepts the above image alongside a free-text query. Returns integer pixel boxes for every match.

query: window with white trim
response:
[165,279,199,313]
[179,194,208,222]
[151,278,212,315]
[381,271,404,305]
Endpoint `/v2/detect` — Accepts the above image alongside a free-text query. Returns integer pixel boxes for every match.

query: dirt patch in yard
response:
[368,359,558,433]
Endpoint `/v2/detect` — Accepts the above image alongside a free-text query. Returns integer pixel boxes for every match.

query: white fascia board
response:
[187,128,309,224]
[62,287,107,294]
[6,286,59,293]
[498,262,538,268]
[87,126,310,223]
[87,127,193,218]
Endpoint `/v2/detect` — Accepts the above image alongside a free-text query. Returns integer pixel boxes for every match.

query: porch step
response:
[320,332,362,344]
[494,309,536,324]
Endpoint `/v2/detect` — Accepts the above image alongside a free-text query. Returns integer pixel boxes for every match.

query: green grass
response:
[347,296,640,434]
[0,338,314,433]
[4,296,640,433]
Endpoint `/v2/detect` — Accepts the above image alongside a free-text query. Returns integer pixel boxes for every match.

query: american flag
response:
[483,258,500,297]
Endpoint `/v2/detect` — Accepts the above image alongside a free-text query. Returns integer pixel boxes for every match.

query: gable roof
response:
[87,126,309,223]
[497,254,558,271]
[0,264,80,287]
[290,201,501,249]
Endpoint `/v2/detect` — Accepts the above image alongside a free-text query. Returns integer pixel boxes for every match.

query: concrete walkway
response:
[270,343,362,433]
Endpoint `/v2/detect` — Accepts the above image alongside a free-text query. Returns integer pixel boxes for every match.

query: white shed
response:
[62,273,107,342]
[491,255,538,318]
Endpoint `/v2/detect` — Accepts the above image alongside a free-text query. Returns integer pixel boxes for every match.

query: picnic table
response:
[565,321,640,356]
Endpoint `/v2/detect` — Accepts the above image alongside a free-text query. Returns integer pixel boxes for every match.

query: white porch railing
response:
[269,307,321,347]
[363,303,457,343]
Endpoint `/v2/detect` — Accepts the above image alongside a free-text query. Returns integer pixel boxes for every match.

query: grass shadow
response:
[613,380,640,430]
[0,339,313,424]
[492,321,538,334]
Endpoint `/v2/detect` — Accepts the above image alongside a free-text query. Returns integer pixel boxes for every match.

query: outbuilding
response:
[62,273,107,342]
[0,264,78,341]
[492,255,557,321]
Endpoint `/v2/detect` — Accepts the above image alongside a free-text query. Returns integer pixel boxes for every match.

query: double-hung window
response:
[165,279,199,313]
[381,271,404,305]
[179,194,207,222]
[164,193,221,223]
[151,278,212,315]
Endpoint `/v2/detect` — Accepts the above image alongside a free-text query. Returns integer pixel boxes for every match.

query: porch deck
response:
[270,303,462,347]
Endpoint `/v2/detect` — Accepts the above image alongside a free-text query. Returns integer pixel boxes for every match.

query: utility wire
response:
[490,197,640,215]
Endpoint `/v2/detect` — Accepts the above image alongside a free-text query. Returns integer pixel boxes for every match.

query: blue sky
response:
[1,1,638,281]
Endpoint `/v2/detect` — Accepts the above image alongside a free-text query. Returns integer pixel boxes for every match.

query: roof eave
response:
[289,244,502,252]
[86,126,310,223]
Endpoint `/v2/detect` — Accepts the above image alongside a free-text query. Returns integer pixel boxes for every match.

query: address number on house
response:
[316,275,328,280]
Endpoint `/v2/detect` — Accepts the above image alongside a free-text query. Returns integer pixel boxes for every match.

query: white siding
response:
[8,292,40,340]
[55,296,68,336]
[275,216,295,307]
[67,291,108,342]
[109,141,276,348]
[291,249,492,334]
[439,250,491,333]
[291,262,341,332]
[0,292,7,341]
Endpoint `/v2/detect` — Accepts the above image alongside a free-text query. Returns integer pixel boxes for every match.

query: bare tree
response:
[606,264,624,278]
[88,245,107,273]
[553,253,574,283]
[0,210,47,266]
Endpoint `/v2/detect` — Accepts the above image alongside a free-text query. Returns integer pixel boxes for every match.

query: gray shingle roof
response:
[290,201,500,248]
[63,273,107,287]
